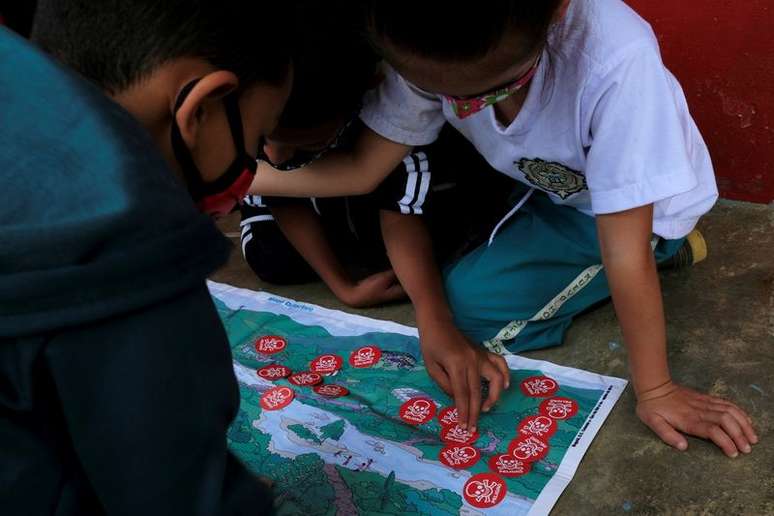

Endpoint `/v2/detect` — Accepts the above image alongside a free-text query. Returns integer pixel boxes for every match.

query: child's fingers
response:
[713,403,758,444]
[698,392,733,405]
[449,367,471,430]
[703,410,752,454]
[480,361,505,413]
[702,394,754,424]
[699,394,758,426]
[647,415,688,451]
[427,362,453,397]
[691,421,740,458]
[488,353,511,390]
[466,367,482,433]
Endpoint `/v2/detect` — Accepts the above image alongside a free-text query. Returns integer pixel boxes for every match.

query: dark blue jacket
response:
[0,27,273,515]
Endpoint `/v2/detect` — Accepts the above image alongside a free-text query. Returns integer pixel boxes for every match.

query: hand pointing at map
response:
[419,319,511,432]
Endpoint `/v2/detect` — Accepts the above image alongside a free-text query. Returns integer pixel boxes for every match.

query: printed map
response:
[209,281,627,515]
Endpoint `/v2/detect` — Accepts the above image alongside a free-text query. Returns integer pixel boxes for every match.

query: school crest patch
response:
[516,158,587,200]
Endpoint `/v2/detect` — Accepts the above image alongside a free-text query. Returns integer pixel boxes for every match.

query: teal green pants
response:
[443,190,683,353]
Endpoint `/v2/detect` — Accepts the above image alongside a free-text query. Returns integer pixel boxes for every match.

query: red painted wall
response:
[626,0,774,203]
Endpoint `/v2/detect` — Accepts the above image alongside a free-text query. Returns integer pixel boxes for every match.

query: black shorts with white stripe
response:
[238,196,318,285]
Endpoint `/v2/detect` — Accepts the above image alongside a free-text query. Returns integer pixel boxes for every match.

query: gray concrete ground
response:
[213,200,774,515]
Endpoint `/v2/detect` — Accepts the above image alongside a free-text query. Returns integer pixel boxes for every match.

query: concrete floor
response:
[212,200,774,515]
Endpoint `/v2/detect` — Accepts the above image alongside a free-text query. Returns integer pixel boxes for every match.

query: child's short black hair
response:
[31,0,291,94]
[278,1,378,129]
[365,0,563,63]
[1,1,38,37]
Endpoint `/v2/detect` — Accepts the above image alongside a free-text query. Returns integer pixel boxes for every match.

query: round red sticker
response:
[508,435,550,462]
[539,397,579,420]
[437,406,459,427]
[488,453,532,478]
[517,415,557,440]
[288,371,323,387]
[399,397,436,425]
[439,445,480,469]
[256,364,291,381]
[349,346,382,368]
[255,335,287,355]
[314,384,349,398]
[440,424,480,445]
[520,375,559,397]
[260,386,295,411]
[463,473,507,509]
[309,354,343,375]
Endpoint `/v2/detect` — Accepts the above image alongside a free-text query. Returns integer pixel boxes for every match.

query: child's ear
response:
[174,70,239,150]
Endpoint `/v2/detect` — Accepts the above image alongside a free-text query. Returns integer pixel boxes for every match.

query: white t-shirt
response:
[360,0,718,239]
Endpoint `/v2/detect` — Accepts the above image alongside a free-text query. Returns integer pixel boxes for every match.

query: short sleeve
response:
[360,65,446,146]
[583,44,701,215]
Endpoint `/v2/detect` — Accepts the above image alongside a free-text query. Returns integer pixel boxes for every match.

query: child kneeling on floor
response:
[0,1,292,513]
[249,0,758,457]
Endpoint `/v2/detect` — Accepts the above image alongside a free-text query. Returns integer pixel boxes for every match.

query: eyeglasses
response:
[258,115,357,171]
[443,53,542,119]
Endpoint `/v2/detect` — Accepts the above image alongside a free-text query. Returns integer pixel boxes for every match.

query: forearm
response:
[271,204,351,297]
[597,205,671,396]
[251,155,371,198]
[380,210,451,324]
[249,128,412,198]
[604,246,671,395]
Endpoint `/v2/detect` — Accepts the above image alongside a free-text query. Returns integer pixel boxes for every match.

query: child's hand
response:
[419,321,510,432]
[635,381,758,457]
[337,270,406,308]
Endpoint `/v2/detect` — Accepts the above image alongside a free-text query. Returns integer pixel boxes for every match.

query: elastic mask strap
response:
[196,90,256,194]
[223,93,246,155]
[171,79,205,199]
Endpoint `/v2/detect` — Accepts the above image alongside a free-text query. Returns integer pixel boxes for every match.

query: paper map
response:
[209,281,627,515]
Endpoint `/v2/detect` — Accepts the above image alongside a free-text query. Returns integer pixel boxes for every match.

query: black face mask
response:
[170,79,258,217]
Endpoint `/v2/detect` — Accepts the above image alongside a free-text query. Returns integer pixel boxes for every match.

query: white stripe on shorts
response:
[241,231,253,258]
[240,214,275,227]
[411,152,431,215]
[398,155,418,215]
[243,195,267,208]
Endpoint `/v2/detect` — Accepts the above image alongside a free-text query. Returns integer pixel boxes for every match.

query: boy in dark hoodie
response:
[0,1,292,514]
